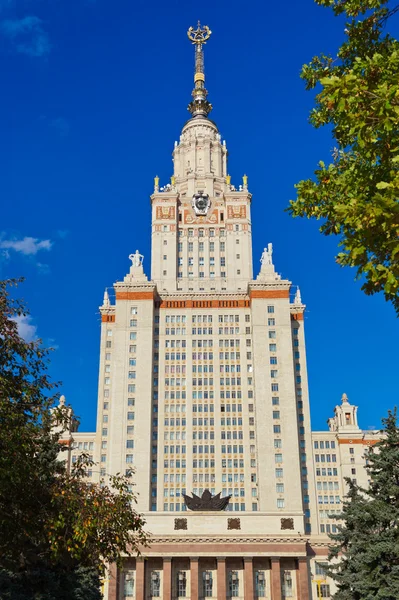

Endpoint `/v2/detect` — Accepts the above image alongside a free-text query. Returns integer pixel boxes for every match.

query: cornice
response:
[146,536,307,545]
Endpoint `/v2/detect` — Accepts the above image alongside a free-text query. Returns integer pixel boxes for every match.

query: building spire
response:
[103,288,110,307]
[187,21,212,118]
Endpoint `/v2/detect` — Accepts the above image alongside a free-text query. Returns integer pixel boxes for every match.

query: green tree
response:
[328,410,399,599]
[289,0,399,314]
[0,279,148,599]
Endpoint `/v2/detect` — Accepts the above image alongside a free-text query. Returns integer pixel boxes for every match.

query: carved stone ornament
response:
[183,489,231,511]
[280,518,294,531]
[192,191,211,216]
[174,518,188,531]
[227,518,241,530]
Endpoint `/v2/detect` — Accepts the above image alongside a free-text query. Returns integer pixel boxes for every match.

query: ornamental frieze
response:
[184,209,218,225]
[156,206,176,220]
[227,205,246,219]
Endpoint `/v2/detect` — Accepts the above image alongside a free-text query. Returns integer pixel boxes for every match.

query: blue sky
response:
[1,0,398,433]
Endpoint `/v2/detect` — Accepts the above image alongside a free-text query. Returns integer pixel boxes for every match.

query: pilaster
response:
[163,557,172,600]
[217,557,226,600]
[190,557,199,600]
[136,558,145,600]
[244,557,254,600]
[271,558,282,600]
[296,557,310,600]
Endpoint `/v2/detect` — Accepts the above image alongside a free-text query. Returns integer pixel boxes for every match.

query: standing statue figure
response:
[129,250,144,268]
[261,243,273,266]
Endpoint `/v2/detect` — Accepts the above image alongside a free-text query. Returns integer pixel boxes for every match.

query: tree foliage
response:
[289,0,399,314]
[0,279,148,599]
[328,410,399,599]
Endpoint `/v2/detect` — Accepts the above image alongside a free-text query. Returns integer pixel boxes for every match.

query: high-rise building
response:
[60,23,380,600]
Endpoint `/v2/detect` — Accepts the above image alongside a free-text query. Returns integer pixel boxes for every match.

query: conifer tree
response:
[328,410,399,599]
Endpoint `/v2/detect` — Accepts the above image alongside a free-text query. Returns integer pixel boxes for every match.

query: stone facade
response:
[58,24,382,600]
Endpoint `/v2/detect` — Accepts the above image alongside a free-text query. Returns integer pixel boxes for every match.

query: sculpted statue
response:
[261,243,273,265]
[129,250,144,268]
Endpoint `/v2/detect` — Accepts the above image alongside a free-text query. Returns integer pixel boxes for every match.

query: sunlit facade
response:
[60,23,380,600]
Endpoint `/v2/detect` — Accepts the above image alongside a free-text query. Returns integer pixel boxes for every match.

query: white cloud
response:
[0,235,52,256]
[13,314,37,342]
[0,15,51,57]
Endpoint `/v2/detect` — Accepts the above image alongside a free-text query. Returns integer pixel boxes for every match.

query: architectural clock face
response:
[192,191,210,216]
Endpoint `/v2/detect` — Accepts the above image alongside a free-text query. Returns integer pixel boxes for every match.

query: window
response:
[203,571,213,598]
[320,584,331,598]
[177,572,187,597]
[228,571,239,598]
[315,562,327,577]
[256,571,266,598]
[123,572,134,597]
[267,306,275,313]
[150,571,161,597]
[282,571,293,597]
[275,453,283,463]
[276,483,284,493]
[277,498,285,508]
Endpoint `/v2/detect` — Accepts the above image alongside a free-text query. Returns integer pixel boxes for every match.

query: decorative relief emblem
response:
[280,518,294,530]
[183,489,231,511]
[227,205,246,219]
[174,518,188,530]
[192,191,211,216]
[184,209,218,225]
[227,518,241,530]
[156,206,175,220]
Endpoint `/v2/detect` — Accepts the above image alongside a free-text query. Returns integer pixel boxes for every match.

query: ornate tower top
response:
[187,21,213,118]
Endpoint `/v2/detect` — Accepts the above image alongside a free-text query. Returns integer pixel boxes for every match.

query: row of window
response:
[72,441,94,450]
[315,454,337,463]
[164,432,187,440]
[314,440,336,449]
[318,496,341,504]
[316,468,339,477]
[163,474,186,482]
[317,481,339,491]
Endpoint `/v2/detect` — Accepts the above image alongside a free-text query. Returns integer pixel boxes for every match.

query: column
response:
[296,558,310,600]
[190,557,199,600]
[217,557,226,600]
[271,558,282,600]
[244,557,254,600]
[136,558,145,600]
[163,557,172,600]
[107,563,118,600]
